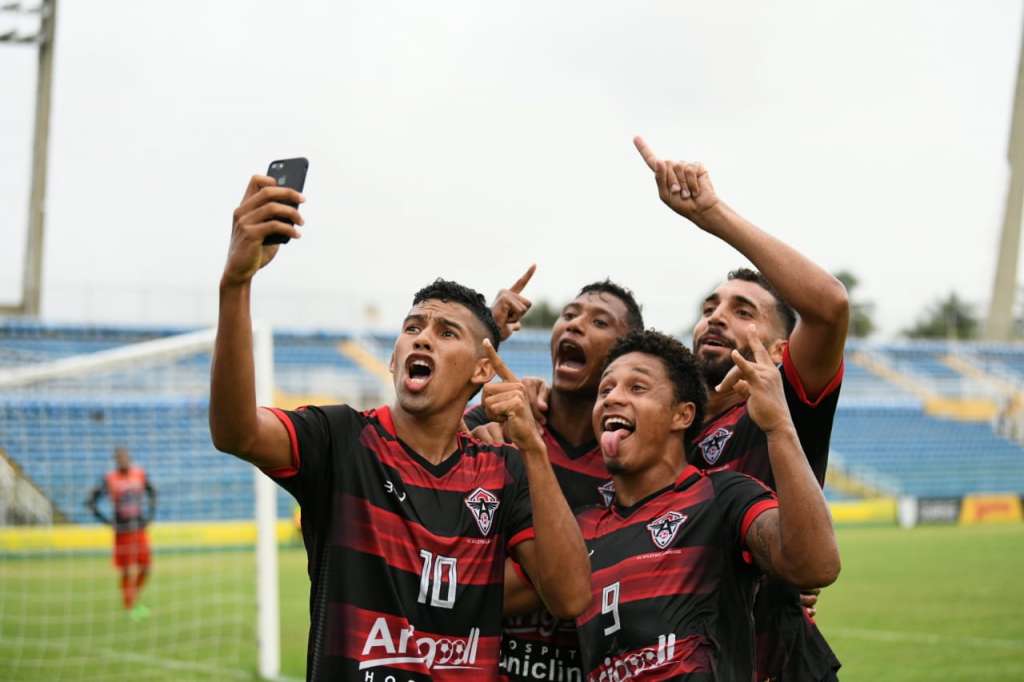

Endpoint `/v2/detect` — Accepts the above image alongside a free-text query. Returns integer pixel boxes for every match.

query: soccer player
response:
[635,137,849,681]
[85,447,156,618]
[470,271,644,680]
[209,174,591,681]
[579,328,840,681]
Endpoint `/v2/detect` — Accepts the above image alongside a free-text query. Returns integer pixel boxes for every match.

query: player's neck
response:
[548,388,597,447]
[389,403,462,465]
[613,452,685,508]
[704,387,744,423]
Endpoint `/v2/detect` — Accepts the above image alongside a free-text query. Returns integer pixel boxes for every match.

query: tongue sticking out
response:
[601,429,630,458]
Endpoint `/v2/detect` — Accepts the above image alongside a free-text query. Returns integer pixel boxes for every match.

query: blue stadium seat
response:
[2,321,1022,520]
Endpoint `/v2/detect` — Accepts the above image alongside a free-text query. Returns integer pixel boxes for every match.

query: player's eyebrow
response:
[402,314,426,327]
[437,317,465,332]
[729,294,761,311]
[583,303,616,318]
[702,293,720,305]
[600,364,655,380]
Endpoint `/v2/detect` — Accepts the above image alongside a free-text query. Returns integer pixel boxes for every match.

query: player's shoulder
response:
[277,402,359,420]
[778,345,844,410]
[706,468,772,495]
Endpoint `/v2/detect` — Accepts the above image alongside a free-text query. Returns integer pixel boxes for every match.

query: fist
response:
[222,175,304,286]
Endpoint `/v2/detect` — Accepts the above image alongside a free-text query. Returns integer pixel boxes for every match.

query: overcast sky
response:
[1,1,1022,338]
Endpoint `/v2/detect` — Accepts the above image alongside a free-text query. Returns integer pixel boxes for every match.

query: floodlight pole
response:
[0,0,55,317]
[986,14,1024,340]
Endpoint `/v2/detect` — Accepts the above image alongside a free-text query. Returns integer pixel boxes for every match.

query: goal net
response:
[0,324,281,681]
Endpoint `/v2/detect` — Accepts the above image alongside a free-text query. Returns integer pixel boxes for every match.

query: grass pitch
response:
[2,524,1021,680]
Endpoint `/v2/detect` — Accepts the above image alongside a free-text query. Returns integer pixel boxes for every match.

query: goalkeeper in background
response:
[86,447,157,619]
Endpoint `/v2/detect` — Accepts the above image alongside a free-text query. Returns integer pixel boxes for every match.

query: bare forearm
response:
[694,202,848,326]
[520,445,591,618]
[766,426,840,587]
[210,282,259,455]
[503,559,543,616]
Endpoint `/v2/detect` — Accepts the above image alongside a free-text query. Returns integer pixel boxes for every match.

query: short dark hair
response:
[412,279,501,349]
[577,279,644,332]
[605,330,706,443]
[727,268,797,337]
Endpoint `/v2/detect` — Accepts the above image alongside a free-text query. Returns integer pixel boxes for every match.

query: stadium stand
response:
[1,322,1023,524]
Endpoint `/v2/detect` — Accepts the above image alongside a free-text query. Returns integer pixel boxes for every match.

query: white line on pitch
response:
[0,637,255,679]
[111,649,253,679]
[830,626,1024,650]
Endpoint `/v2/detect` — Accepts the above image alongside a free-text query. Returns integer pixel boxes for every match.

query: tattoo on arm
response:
[747,510,781,577]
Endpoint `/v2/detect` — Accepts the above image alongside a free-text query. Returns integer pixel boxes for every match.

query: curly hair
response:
[605,329,707,443]
[413,279,502,349]
[577,279,644,332]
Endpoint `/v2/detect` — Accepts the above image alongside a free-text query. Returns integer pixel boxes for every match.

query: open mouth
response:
[600,414,635,458]
[404,355,434,392]
[699,334,734,351]
[555,339,588,373]
[602,415,636,435]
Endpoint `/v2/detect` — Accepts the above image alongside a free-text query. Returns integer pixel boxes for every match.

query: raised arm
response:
[209,175,305,469]
[483,341,591,619]
[634,136,849,396]
[722,327,840,588]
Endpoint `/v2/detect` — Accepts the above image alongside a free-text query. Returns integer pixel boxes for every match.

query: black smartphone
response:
[263,157,309,245]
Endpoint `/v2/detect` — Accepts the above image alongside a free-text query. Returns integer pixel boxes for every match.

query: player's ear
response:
[388,350,396,375]
[471,345,497,389]
[768,338,786,365]
[670,400,696,435]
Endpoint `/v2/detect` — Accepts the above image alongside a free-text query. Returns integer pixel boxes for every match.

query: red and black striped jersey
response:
[691,345,842,487]
[464,406,612,681]
[265,404,535,681]
[690,346,844,681]
[575,465,777,682]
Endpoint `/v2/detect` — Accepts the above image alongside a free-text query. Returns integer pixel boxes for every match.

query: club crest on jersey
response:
[598,480,616,507]
[464,487,500,536]
[698,427,733,465]
[646,511,688,549]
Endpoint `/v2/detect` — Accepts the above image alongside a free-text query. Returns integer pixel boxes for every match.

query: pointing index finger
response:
[483,338,519,383]
[510,264,536,294]
[633,135,659,172]
[715,363,743,393]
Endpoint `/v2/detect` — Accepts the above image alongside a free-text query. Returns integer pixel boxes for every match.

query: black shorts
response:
[755,578,841,682]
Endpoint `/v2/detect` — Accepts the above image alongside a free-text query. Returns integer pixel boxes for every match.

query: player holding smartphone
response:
[262,157,308,245]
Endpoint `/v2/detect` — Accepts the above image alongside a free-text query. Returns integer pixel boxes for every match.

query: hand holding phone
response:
[263,157,309,245]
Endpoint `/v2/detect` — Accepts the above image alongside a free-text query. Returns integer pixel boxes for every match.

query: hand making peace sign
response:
[715,325,794,435]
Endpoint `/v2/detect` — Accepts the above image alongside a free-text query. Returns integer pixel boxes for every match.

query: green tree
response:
[834,270,875,338]
[904,292,978,339]
[521,300,561,329]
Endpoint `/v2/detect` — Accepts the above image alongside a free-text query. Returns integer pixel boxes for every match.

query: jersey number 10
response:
[418,550,458,609]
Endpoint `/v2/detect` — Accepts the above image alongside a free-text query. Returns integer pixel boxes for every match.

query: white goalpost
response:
[0,324,281,681]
